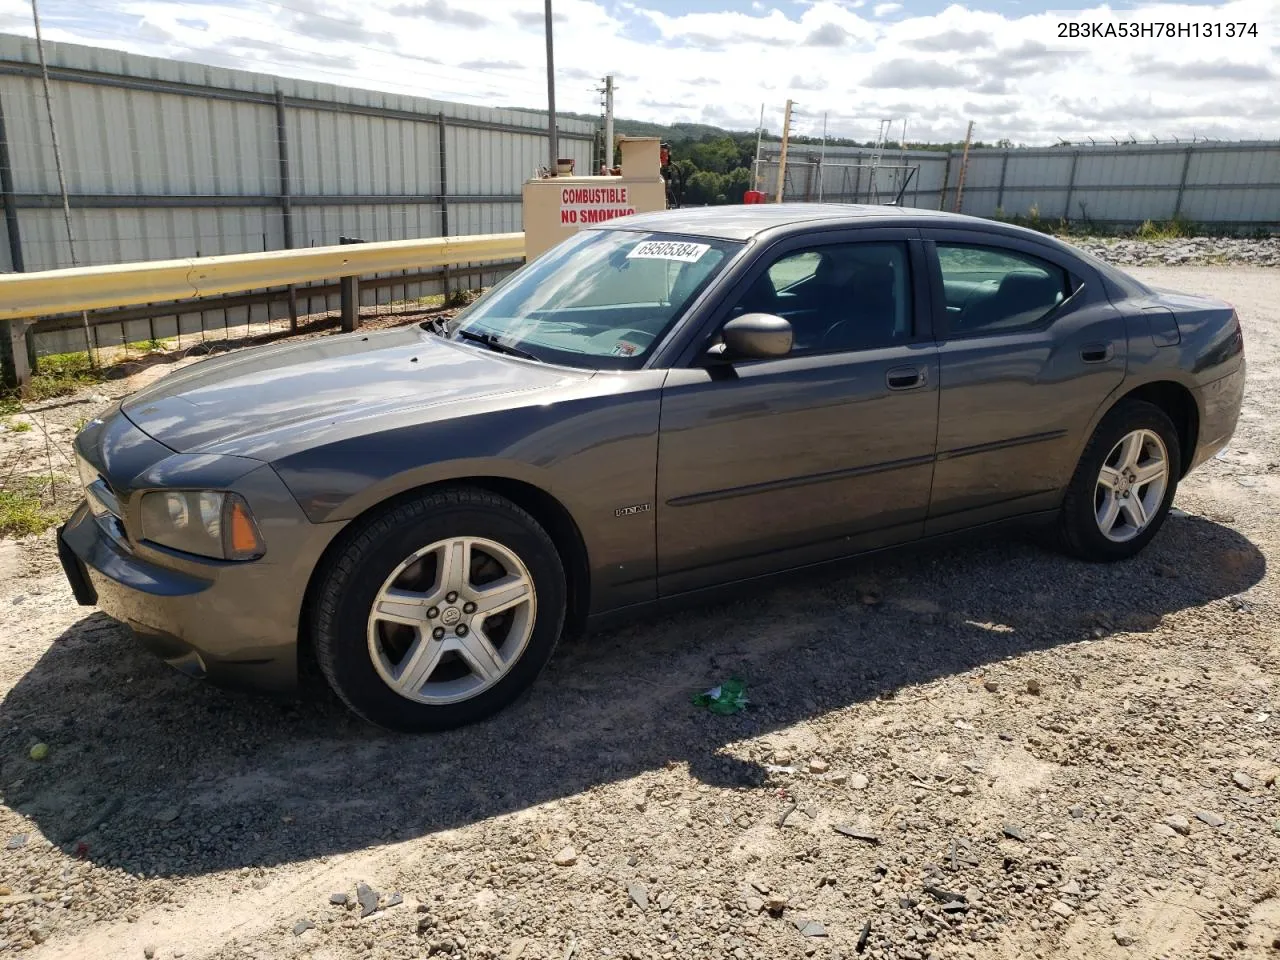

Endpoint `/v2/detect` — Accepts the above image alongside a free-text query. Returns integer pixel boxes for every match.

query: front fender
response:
[272,373,667,611]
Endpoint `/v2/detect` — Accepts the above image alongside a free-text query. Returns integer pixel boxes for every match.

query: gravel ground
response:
[0,264,1276,960]
[1064,236,1280,268]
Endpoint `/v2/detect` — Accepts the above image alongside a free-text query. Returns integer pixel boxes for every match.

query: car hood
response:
[122,326,586,457]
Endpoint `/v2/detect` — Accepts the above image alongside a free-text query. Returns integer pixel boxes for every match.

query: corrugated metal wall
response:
[0,34,595,354]
[759,140,1280,229]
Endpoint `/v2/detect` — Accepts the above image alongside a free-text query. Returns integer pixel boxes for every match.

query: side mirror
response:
[710,313,793,362]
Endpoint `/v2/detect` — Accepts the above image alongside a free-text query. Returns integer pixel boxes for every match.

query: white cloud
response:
[4,0,1278,143]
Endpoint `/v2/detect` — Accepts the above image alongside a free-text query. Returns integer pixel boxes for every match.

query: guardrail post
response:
[0,319,33,388]
[339,236,365,332]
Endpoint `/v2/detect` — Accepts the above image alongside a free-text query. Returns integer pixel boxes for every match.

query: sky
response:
[0,0,1277,144]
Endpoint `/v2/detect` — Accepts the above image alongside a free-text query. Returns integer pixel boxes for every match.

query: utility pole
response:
[775,99,794,204]
[953,119,975,213]
[817,112,827,202]
[601,74,615,172]
[752,102,764,191]
[544,0,558,173]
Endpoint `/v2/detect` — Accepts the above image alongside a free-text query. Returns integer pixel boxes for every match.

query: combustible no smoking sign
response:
[560,186,636,226]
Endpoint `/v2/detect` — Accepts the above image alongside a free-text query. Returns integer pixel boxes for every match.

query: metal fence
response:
[758,139,1280,232]
[0,34,596,355]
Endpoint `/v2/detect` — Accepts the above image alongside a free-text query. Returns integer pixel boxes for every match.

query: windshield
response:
[446,229,742,369]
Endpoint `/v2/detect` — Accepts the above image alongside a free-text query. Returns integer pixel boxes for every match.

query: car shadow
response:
[0,515,1264,879]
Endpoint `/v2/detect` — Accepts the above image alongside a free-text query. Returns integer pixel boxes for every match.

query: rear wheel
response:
[312,487,566,732]
[1059,399,1181,561]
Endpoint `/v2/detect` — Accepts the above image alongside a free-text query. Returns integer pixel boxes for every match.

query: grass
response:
[1135,216,1197,240]
[990,207,1223,239]
[1,350,110,408]
[0,478,58,539]
[7,420,31,433]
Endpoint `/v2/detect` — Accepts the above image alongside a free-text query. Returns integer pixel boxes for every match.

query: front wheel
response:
[312,488,566,732]
[1059,399,1181,561]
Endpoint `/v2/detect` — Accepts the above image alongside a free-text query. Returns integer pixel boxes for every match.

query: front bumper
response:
[58,500,301,692]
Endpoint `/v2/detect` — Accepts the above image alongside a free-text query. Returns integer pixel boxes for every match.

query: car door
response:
[655,229,940,595]
[923,229,1127,534]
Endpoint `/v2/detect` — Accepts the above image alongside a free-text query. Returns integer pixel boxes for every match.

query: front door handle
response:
[886,366,927,390]
[1080,343,1113,363]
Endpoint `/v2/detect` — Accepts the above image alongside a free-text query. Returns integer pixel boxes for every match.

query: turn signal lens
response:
[226,496,264,560]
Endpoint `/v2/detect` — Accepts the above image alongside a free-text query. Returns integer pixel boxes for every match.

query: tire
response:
[312,487,566,732]
[1059,399,1181,561]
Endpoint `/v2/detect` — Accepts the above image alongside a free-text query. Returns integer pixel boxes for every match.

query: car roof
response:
[598,203,1056,244]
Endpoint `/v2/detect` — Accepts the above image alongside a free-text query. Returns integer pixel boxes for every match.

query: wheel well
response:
[297,477,592,662]
[1120,381,1199,476]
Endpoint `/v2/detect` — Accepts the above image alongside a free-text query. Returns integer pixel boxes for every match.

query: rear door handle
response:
[1080,343,1113,363]
[886,366,927,390]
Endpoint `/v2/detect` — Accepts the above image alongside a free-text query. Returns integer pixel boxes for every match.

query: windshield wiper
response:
[453,328,543,363]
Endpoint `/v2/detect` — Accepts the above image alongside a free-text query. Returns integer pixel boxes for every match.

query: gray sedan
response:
[58,205,1246,731]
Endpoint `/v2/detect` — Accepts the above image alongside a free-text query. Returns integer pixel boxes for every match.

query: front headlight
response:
[139,491,265,561]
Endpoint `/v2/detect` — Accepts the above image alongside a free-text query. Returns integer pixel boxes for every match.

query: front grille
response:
[77,454,127,542]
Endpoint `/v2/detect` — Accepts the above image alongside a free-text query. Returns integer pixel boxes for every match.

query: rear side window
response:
[936,244,1070,334]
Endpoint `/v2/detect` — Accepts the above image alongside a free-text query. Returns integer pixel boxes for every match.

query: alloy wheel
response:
[366,536,537,704]
[1094,428,1169,543]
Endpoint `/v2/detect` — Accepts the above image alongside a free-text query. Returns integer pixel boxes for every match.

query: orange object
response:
[228,498,263,557]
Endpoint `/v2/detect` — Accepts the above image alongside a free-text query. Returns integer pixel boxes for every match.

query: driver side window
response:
[732,242,912,357]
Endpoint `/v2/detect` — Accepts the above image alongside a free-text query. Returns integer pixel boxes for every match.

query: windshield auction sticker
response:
[560,186,636,227]
[626,240,711,263]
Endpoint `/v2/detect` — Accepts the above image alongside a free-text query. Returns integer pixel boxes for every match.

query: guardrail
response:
[0,232,527,386]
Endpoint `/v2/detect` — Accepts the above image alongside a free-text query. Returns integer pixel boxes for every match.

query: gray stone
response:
[1232,771,1253,790]
[292,920,315,936]
[627,882,648,911]
[798,920,827,937]
[329,892,348,906]
[849,773,869,790]
[1195,811,1226,828]
[1164,814,1191,835]
[1113,927,1138,946]
[355,882,379,918]
[553,846,578,866]
[1049,900,1074,918]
